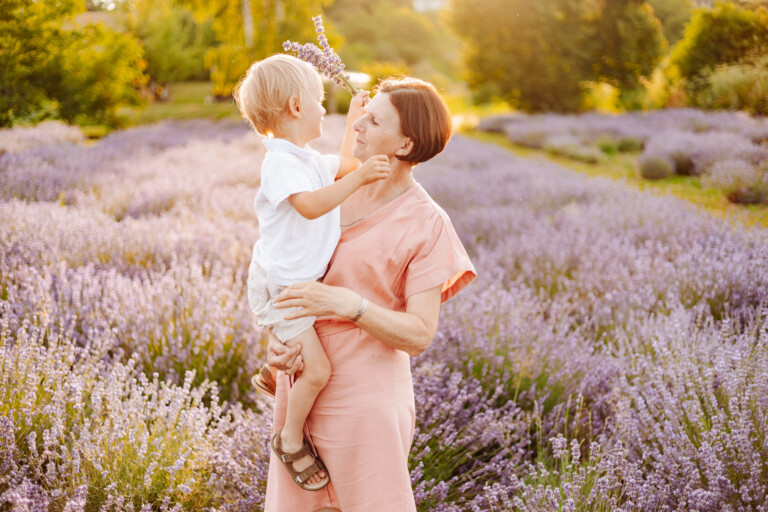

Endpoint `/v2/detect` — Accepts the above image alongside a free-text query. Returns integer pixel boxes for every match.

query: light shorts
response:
[247,260,317,343]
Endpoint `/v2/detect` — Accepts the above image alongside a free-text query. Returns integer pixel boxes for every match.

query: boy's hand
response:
[354,155,390,185]
[347,90,370,122]
[266,331,304,375]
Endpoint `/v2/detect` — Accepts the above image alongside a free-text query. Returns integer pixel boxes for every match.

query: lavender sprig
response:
[283,15,358,95]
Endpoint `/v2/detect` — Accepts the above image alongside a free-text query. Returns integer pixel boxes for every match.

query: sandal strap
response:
[279,441,312,463]
[296,459,325,484]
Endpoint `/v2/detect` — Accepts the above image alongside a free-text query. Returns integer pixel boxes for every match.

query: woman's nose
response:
[352,117,363,132]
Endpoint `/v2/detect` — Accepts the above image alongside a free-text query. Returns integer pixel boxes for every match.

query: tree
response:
[450,0,668,112]
[590,0,667,91]
[0,0,78,125]
[1,0,147,126]
[648,0,693,44]
[124,0,214,85]
[326,0,441,69]
[671,1,768,80]
[183,0,333,97]
[450,0,596,112]
[52,24,146,124]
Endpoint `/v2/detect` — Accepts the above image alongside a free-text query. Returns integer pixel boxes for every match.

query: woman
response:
[263,77,476,511]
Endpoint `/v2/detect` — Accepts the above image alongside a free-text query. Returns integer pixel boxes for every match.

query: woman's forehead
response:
[368,92,396,118]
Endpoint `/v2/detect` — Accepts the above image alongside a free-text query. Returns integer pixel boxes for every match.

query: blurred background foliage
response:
[2,0,768,127]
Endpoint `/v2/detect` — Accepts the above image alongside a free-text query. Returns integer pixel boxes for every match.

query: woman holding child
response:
[237,55,476,511]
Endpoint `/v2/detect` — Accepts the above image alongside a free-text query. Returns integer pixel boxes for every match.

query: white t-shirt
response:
[251,138,341,286]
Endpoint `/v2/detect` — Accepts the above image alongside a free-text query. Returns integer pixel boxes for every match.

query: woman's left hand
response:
[274,281,359,320]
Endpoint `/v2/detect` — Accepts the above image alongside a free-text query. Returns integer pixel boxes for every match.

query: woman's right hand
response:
[266,331,304,375]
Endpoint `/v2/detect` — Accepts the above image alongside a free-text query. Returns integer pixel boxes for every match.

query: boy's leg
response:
[280,328,331,486]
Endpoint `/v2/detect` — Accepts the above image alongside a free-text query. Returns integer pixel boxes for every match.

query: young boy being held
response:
[233,54,388,491]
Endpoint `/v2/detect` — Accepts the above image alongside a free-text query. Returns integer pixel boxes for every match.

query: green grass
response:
[134,82,240,125]
[464,129,768,230]
[113,82,240,127]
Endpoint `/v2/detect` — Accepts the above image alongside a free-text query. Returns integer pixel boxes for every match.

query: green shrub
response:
[54,24,147,126]
[618,136,644,152]
[694,55,768,115]
[0,1,147,127]
[596,137,619,156]
[545,143,603,164]
[638,154,675,179]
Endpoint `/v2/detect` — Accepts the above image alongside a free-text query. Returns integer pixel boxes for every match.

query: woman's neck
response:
[361,160,415,202]
[341,160,415,227]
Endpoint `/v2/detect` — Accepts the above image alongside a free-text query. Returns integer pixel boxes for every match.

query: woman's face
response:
[352,93,411,162]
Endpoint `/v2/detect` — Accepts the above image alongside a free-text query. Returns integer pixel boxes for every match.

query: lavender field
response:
[479,109,768,204]
[2,115,768,512]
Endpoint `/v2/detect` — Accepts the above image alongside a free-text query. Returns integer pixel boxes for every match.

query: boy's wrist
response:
[349,168,366,188]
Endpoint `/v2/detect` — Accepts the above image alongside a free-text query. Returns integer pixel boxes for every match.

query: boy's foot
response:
[252,364,276,398]
[271,429,330,491]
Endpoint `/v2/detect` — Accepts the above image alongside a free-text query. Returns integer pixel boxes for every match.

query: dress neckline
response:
[340,183,422,240]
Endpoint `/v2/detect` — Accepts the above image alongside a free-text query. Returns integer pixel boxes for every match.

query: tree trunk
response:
[242,0,254,48]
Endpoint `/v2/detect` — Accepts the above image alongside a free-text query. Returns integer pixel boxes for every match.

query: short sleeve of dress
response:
[404,211,476,303]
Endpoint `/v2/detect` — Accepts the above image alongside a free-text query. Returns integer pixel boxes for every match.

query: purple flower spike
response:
[282,14,358,95]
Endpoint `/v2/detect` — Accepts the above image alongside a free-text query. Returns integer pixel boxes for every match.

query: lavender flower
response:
[283,15,358,95]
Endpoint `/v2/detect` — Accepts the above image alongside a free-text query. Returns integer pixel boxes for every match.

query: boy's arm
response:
[289,155,389,220]
[336,91,370,179]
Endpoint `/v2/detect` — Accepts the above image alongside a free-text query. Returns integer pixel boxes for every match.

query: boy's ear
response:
[288,95,301,118]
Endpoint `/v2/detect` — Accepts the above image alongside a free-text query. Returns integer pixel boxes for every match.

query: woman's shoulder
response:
[405,185,453,227]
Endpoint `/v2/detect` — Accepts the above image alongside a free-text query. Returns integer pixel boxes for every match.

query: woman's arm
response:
[273,282,442,357]
[337,90,370,178]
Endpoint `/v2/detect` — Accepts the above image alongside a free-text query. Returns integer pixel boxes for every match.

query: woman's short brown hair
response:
[375,78,452,165]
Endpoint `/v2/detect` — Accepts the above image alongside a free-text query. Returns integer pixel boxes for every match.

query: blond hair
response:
[233,54,323,137]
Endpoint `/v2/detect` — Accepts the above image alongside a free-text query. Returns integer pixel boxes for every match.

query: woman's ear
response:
[394,137,413,158]
[288,95,301,118]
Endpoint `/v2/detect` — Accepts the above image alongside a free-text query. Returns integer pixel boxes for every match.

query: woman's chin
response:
[351,148,365,161]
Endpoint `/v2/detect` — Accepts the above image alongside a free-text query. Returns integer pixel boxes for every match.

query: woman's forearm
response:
[274,282,442,357]
[344,286,442,357]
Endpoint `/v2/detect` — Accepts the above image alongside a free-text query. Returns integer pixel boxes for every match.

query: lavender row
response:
[0,121,85,154]
[478,109,768,204]
[479,108,768,149]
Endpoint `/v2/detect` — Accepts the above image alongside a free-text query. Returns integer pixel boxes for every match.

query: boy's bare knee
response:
[301,360,330,389]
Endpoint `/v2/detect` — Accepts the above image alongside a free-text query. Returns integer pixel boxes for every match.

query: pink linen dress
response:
[264,183,476,512]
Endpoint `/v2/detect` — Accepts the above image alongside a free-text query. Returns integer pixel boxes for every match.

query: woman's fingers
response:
[274,282,312,302]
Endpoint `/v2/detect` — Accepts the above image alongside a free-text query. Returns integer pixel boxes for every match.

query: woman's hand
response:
[266,331,304,375]
[274,281,360,320]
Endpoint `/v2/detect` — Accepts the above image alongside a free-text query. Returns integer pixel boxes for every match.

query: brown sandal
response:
[271,429,330,491]
[252,364,276,399]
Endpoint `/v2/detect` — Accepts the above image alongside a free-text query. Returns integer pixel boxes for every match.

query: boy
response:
[233,54,389,490]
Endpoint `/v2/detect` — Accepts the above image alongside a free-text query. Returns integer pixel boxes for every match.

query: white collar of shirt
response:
[261,138,319,159]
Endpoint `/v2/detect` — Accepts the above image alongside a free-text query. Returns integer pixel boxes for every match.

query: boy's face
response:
[300,83,326,141]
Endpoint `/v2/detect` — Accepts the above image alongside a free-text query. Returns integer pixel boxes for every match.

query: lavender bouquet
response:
[283,15,359,95]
